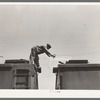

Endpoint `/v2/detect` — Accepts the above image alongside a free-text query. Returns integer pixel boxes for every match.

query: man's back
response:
[32,45,46,55]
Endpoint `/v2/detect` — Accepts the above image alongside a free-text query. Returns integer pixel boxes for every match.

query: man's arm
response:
[42,46,55,58]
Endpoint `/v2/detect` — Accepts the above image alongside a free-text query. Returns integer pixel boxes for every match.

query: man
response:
[29,44,56,67]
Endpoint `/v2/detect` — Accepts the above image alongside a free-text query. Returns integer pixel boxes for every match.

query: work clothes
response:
[29,45,52,67]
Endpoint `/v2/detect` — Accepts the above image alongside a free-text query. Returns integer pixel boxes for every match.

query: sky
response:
[0,3,100,89]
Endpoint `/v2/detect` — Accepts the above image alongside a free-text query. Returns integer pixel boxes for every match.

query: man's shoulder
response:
[40,45,45,48]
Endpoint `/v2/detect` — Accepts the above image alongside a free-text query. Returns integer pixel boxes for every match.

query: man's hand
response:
[52,54,56,58]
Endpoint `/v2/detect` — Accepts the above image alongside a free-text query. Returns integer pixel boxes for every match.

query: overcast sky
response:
[0,4,100,89]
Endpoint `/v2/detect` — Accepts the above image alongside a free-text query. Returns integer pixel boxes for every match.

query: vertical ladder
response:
[13,69,29,89]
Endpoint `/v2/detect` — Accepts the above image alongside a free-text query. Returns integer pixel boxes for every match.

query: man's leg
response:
[29,55,34,64]
[34,56,39,67]
[29,48,36,64]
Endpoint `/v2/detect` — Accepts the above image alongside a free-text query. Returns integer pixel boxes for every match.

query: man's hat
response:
[47,44,51,49]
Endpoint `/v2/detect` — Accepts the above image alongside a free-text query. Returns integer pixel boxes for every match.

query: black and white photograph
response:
[0,3,100,91]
